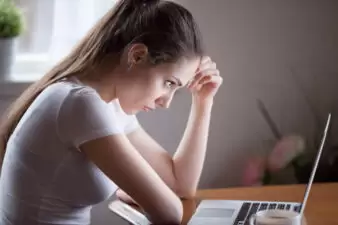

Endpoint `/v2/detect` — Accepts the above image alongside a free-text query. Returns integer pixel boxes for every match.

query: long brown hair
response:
[0,0,204,169]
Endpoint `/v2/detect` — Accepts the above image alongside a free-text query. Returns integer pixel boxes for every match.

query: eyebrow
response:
[172,76,183,86]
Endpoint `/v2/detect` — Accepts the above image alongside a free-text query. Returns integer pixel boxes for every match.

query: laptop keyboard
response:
[233,202,301,225]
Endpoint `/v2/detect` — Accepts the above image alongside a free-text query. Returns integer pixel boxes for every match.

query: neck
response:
[77,63,124,102]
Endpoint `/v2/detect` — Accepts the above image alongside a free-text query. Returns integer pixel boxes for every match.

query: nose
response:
[156,93,174,109]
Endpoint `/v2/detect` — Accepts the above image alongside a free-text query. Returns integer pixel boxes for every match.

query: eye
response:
[164,80,176,88]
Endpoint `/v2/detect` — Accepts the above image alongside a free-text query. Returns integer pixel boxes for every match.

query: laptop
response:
[187,113,332,225]
[108,113,331,225]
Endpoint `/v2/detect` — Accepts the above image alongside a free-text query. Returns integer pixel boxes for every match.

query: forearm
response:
[172,97,213,197]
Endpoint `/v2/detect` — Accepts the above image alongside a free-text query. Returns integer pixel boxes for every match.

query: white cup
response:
[249,209,303,225]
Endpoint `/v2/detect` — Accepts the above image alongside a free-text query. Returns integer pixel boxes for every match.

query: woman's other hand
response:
[116,188,139,206]
[187,56,223,103]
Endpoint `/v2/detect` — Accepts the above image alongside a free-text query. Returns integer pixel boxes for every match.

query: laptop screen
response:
[299,113,331,215]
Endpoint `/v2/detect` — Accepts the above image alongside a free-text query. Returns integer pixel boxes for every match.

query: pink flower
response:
[242,156,266,186]
[268,135,305,172]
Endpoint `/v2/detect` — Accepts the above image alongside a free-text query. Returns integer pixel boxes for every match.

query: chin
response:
[122,107,138,115]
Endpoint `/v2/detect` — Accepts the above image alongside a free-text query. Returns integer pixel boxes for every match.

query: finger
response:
[199,73,222,87]
[199,72,221,86]
[187,72,203,88]
[195,56,211,73]
[189,69,219,89]
[196,61,216,74]
[116,189,138,205]
[200,56,212,65]
[199,68,220,78]
[197,75,212,85]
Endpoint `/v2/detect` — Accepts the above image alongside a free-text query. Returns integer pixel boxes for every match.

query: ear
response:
[127,43,149,65]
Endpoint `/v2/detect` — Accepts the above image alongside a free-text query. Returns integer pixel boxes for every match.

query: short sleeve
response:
[57,87,124,148]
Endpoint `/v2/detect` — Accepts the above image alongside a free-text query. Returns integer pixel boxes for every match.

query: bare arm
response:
[119,57,221,200]
[121,98,212,201]
[174,55,222,196]
[172,98,213,197]
[56,84,184,224]
[80,134,183,224]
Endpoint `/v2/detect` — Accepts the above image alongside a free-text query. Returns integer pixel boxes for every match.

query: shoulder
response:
[35,80,96,107]
[21,81,96,120]
[48,80,97,98]
[54,81,125,147]
[54,80,112,119]
[38,79,105,113]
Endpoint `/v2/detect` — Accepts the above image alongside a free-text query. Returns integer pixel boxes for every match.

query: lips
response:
[143,106,154,112]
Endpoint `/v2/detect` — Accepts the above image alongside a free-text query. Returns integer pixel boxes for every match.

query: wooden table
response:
[181,182,338,225]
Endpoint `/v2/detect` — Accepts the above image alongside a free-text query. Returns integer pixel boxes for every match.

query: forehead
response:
[157,58,200,84]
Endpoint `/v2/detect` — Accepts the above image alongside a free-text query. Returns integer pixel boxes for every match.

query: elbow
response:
[165,203,183,225]
[171,171,198,199]
[176,187,197,199]
[171,179,197,199]
[180,191,196,200]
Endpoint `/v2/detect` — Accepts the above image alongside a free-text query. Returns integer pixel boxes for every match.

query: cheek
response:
[146,76,166,95]
[131,79,164,103]
[146,82,165,99]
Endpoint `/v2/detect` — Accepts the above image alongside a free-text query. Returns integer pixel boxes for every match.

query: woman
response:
[0,0,222,224]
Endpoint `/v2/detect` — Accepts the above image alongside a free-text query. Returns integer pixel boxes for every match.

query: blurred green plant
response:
[0,0,24,38]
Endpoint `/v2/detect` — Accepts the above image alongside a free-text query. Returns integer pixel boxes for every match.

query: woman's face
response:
[116,49,200,114]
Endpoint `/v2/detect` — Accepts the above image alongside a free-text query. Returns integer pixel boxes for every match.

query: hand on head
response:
[187,56,223,102]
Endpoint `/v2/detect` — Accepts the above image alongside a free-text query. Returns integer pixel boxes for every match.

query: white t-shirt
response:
[0,77,139,225]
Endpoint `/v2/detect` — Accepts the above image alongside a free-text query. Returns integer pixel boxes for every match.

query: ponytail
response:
[0,0,204,171]
[0,63,77,169]
[0,0,128,169]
